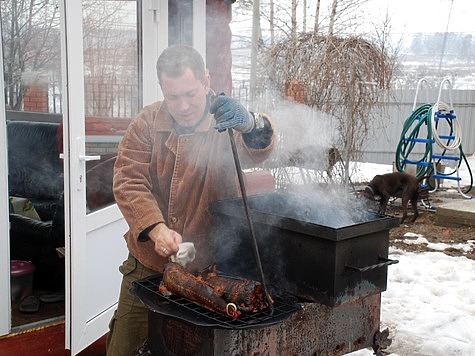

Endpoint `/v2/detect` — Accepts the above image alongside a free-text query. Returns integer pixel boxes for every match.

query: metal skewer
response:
[227,128,274,315]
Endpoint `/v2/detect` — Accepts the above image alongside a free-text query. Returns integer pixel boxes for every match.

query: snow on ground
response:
[351,153,475,191]
[347,155,475,356]
[400,233,475,254]
[349,248,475,356]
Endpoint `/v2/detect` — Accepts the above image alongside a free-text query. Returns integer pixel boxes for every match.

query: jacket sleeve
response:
[113,106,166,240]
[242,114,273,149]
[237,113,275,169]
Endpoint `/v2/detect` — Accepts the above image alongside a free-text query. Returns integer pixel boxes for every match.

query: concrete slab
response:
[435,198,475,227]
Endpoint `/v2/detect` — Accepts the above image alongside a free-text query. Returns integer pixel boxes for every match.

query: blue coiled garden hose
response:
[395,104,473,193]
[395,104,433,178]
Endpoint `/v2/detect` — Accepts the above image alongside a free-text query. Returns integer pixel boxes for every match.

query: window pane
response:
[83,0,140,213]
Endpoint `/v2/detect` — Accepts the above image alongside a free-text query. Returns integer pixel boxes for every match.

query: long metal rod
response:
[227,128,274,314]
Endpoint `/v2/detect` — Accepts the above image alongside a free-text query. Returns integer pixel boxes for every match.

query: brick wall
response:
[85,116,131,155]
[285,79,306,104]
[85,116,131,136]
[23,82,49,112]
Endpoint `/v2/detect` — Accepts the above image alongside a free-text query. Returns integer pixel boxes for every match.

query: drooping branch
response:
[259,32,397,183]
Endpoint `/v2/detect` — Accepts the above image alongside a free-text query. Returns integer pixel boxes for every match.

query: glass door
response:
[60,1,140,353]
[65,0,206,351]
[1,0,64,332]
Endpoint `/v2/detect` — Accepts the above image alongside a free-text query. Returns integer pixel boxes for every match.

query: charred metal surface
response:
[147,293,382,356]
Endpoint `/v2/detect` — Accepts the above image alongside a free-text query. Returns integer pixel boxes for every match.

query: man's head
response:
[156,45,210,128]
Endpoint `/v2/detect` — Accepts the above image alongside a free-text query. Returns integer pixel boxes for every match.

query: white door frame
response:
[193,0,207,62]
[60,1,128,353]
[142,0,207,105]
[142,0,168,105]
[0,22,12,336]
[59,0,86,350]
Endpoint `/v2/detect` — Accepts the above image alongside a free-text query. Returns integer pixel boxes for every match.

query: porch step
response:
[435,199,475,227]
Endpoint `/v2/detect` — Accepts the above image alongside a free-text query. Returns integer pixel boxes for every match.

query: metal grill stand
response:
[146,293,383,355]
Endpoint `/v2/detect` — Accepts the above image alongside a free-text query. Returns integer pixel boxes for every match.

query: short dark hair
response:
[156,45,206,84]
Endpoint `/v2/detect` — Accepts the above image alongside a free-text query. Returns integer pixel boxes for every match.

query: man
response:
[106,45,274,355]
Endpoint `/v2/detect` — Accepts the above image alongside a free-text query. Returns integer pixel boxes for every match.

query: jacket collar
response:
[156,92,214,134]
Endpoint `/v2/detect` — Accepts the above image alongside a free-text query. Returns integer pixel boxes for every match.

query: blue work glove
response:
[210,95,254,133]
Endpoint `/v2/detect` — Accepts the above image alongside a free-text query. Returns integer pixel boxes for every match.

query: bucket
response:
[10,260,35,302]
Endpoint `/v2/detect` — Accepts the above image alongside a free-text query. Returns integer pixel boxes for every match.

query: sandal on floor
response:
[19,295,40,313]
[39,291,65,303]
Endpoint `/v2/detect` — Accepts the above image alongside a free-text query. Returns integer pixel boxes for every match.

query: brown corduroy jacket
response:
[113,101,274,272]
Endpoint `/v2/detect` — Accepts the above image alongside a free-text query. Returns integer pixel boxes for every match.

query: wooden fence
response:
[231,80,475,165]
[363,88,475,165]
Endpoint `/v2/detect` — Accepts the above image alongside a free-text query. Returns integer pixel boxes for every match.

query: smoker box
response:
[209,192,400,306]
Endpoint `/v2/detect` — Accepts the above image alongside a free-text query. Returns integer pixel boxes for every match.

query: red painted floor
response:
[0,322,106,355]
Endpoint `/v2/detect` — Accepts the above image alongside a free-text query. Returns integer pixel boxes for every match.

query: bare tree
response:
[82,1,136,117]
[269,0,275,45]
[328,0,337,37]
[313,0,321,33]
[254,0,397,185]
[1,0,136,116]
[0,0,60,110]
[291,0,297,41]
[263,32,397,184]
[259,2,298,40]
[328,0,370,35]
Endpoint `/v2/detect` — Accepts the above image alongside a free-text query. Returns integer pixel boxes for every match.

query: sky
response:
[232,0,475,38]
[345,155,475,355]
[364,0,475,35]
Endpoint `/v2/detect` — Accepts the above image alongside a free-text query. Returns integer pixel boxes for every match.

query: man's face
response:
[160,67,210,127]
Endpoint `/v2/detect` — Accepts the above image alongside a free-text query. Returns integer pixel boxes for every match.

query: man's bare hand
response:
[149,223,182,257]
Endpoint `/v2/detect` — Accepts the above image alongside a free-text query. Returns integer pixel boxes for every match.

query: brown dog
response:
[364,172,423,223]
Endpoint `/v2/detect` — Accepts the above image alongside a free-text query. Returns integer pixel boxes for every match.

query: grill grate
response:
[131,274,302,330]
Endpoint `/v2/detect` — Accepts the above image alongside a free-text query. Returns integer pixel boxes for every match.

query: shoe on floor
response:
[39,291,65,303]
[19,295,40,313]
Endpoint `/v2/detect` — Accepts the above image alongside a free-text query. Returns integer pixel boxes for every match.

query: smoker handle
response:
[345,257,399,273]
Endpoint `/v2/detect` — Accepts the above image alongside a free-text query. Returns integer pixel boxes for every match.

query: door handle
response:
[76,154,101,191]
[75,136,101,162]
[78,154,101,162]
[59,151,100,162]
[73,137,101,190]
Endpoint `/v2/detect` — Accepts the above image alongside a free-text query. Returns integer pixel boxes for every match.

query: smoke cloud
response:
[265,98,339,171]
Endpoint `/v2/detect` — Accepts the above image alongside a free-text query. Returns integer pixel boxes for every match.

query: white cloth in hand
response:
[170,242,196,267]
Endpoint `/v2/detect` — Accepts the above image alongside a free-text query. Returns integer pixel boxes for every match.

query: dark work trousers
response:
[106,254,157,356]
